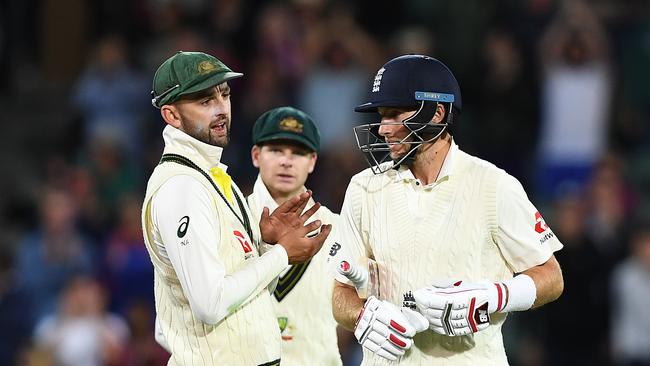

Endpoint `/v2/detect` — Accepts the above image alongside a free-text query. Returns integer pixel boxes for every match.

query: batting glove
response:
[412,281,501,337]
[354,296,424,361]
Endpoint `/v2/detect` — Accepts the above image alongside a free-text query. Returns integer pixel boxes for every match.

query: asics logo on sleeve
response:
[177,216,190,238]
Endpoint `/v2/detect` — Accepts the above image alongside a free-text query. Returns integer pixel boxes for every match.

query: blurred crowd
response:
[1,0,650,365]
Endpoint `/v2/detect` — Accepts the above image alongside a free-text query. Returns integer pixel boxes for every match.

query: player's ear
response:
[307,152,317,174]
[431,103,447,124]
[161,105,182,128]
[251,145,261,168]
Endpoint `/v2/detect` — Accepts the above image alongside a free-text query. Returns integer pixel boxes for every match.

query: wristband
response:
[494,274,536,313]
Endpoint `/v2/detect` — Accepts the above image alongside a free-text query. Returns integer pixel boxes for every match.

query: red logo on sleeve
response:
[233,230,252,253]
[534,212,549,233]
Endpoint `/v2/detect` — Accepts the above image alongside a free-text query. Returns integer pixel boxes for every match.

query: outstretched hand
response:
[259,190,321,244]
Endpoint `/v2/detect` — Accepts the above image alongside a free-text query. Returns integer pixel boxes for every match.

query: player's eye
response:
[221,86,231,98]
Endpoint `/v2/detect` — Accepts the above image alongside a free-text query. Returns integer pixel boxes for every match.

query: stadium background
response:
[1,0,649,365]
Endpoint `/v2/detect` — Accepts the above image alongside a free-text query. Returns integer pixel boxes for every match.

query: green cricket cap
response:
[151,51,243,108]
[252,106,321,152]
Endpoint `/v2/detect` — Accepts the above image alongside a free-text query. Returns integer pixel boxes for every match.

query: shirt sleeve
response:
[495,173,563,273]
[151,175,288,325]
[333,178,371,284]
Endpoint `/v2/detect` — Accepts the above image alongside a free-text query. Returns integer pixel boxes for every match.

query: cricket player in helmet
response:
[332,54,564,365]
[353,54,461,174]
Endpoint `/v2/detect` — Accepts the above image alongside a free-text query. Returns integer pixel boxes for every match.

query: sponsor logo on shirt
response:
[539,231,555,245]
[234,230,253,258]
[177,216,190,238]
[534,211,549,233]
[328,242,341,256]
[534,211,555,245]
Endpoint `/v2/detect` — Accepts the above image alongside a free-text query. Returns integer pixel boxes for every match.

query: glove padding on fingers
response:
[354,296,423,361]
[400,306,429,334]
[412,281,494,337]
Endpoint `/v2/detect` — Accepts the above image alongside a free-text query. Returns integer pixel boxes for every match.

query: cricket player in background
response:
[141,51,331,365]
[331,54,564,365]
[247,106,342,366]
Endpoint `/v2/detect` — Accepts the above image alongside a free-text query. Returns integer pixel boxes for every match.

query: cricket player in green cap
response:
[141,51,332,365]
[247,106,343,365]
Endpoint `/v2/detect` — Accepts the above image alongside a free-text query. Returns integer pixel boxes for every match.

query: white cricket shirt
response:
[336,140,563,365]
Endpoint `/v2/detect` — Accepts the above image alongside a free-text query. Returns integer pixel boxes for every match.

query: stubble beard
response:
[208,125,230,147]
[182,117,231,148]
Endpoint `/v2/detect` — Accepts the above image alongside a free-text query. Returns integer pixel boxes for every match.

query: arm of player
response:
[152,176,289,325]
[523,254,564,308]
[495,173,565,307]
[332,281,365,331]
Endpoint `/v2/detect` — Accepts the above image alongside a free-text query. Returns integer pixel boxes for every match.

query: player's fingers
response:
[298,220,322,236]
[450,308,470,320]
[421,308,444,320]
[274,194,301,214]
[386,317,415,338]
[450,319,469,329]
[448,299,470,310]
[428,324,447,335]
[304,227,330,256]
[376,348,400,362]
[413,289,448,309]
[300,201,321,222]
[312,224,332,242]
[373,308,415,337]
[292,191,312,214]
[401,307,429,333]
[362,339,398,361]
[367,318,390,338]
[451,327,471,336]
[424,314,445,329]
[368,331,406,355]
[387,331,412,350]
[260,206,270,221]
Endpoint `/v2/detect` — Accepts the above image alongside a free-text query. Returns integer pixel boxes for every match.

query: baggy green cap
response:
[252,106,321,152]
[151,51,243,108]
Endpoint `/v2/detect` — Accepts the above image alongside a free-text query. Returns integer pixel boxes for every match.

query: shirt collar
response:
[395,139,458,186]
[253,174,280,212]
[162,125,228,171]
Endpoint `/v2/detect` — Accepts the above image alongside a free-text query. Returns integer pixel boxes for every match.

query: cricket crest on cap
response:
[151,51,242,108]
[198,60,219,75]
[279,117,304,133]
